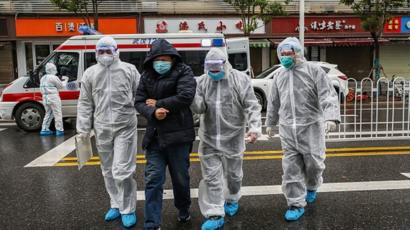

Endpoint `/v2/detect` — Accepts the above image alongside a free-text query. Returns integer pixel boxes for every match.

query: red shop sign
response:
[271,16,366,35]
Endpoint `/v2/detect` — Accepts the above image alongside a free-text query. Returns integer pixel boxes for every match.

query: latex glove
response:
[325,121,337,134]
[266,127,275,138]
[245,132,258,144]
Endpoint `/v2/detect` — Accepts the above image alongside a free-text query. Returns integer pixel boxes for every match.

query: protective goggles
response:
[278,44,295,56]
[204,59,225,72]
[96,46,117,55]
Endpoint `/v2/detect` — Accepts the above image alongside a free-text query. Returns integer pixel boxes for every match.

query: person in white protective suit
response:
[191,48,262,230]
[39,62,67,136]
[76,36,140,228]
[265,37,340,221]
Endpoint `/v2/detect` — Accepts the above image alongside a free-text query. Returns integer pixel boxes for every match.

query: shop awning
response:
[250,39,272,48]
[332,38,389,46]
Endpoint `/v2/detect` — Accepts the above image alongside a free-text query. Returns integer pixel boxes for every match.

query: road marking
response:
[135,180,410,200]
[24,136,77,167]
[0,122,16,127]
[0,128,6,132]
[401,173,410,178]
[55,149,410,167]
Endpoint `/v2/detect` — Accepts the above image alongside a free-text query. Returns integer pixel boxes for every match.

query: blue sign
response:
[401,17,410,33]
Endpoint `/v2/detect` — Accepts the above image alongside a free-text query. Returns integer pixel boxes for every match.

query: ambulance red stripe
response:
[57,43,202,50]
[2,91,80,102]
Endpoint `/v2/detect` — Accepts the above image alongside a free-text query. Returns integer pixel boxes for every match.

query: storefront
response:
[143,17,269,75]
[0,16,17,85]
[15,17,138,78]
[380,16,410,79]
[270,15,375,79]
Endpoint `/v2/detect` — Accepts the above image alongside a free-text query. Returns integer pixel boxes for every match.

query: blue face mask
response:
[153,61,172,75]
[280,56,295,69]
[207,71,225,81]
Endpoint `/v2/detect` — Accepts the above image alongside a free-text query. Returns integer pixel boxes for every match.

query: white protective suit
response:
[191,48,262,218]
[40,63,64,131]
[265,37,341,208]
[76,36,140,214]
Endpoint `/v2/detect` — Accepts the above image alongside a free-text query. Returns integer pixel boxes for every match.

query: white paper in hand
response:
[75,135,93,170]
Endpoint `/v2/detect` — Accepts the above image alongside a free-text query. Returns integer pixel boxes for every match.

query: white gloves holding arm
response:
[325,121,337,134]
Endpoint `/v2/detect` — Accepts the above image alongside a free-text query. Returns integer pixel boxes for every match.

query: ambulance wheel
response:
[15,102,45,132]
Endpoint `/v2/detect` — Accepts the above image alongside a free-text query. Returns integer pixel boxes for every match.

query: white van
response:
[0,33,251,131]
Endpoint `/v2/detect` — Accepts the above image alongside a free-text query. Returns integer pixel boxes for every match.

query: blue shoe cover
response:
[104,208,120,221]
[284,207,305,221]
[121,212,137,228]
[40,130,54,136]
[306,190,317,203]
[201,217,224,230]
[55,130,65,136]
[224,202,239,216]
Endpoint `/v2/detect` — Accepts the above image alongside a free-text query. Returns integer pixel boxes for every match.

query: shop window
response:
[35,45,51,66]
[0,19,7,36]
[25,43,33,74]
[228,52,248,71]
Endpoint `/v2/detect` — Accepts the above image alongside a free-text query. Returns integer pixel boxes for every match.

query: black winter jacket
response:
[135,39,196,149]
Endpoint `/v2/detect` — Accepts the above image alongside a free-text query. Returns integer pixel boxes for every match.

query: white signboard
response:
[144,18,265,34]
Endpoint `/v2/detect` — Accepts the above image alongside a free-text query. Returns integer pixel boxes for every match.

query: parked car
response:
[252,61,348,110]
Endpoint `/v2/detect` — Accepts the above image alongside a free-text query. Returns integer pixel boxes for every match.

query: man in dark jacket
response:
[135,39,196,230]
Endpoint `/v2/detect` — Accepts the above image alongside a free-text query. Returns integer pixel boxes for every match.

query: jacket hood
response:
[143,39,182,71]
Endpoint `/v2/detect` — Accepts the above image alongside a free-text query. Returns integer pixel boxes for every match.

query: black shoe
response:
[177,209,191,223]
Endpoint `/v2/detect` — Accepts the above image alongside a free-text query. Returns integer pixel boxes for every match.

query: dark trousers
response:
[144,139,192,229]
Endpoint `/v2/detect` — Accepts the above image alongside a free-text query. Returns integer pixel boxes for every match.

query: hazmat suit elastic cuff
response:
[324,115,341,124]
[326,119,340,125]
[155,100,169,111]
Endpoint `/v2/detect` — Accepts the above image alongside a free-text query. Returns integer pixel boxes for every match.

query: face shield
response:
[204,59,225,72]
[205,59,226,81]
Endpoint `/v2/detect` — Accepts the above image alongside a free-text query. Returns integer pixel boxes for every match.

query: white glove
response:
[266,127,275,137]
[325,121,337,134]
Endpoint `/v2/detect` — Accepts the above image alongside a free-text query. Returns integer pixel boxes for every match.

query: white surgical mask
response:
[97,54,115,67]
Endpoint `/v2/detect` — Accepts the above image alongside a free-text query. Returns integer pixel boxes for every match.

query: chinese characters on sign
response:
[156,20,168,33]
[55,22,94,32]
[235,20,244,31]
[179,20,189,31]
[198,21,208,32]
[145,18,265,34]
[295,19,357,32]
[216,21,227,33]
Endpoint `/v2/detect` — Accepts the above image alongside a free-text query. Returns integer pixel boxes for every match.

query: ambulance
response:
[0,33,251,131]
